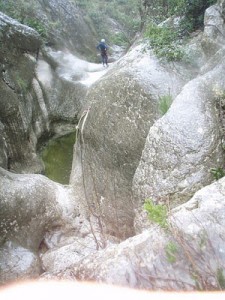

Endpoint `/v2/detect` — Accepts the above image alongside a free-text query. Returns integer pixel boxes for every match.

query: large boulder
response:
[70,43,191,239]
[133,63,225,213]
[45,177,225,291]
[0,167,77,284]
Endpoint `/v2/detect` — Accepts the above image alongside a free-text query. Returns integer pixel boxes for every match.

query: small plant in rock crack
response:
[158,94,173,116]
[165,241,178,264]
[144,199,168,229]
[210,167,225,181]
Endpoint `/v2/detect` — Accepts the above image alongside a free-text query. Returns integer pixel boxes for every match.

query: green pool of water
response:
[41,132,76,184]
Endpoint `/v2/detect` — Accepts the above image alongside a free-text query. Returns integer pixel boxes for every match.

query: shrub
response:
[145,23,184,61]
[144,199,168,228]
[25,18,47,38]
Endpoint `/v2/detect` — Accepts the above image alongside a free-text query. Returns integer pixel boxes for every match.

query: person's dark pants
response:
[101,53,108,66]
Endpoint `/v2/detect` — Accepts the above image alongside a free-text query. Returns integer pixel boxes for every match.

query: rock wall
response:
[0,12,44,173]
[0,11,90,173]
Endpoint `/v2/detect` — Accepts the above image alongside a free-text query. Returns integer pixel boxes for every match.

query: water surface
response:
[41,132,76,184]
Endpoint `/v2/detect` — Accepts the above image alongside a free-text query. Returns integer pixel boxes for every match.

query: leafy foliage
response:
[210,167,225,181]
[144,199,168,228]
[145,23,184,61]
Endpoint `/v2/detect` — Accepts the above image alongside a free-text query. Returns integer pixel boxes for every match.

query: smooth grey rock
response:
[0,168,61,250]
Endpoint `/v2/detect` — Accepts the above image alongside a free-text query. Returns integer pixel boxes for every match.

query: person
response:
[96,38,108,67]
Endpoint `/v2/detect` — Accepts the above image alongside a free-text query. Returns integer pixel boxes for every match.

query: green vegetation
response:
[210,167,225,181]
[144,199,168,228]
[144,0,217,61]
[25,18,47,38]
[15,76,29,92]
[158,94,173,115]
[145,23,184,61]
[165,241,178,263]
[143,0,217,29]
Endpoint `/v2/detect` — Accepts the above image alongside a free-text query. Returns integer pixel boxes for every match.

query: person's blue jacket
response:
[97,40,108,54]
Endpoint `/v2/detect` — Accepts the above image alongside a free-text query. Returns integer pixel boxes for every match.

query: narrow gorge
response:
[1,0,225,291]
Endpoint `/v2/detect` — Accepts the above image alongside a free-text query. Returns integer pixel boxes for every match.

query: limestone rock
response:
[0,122,7,169]
[70,43,189,239]
[0,12,90,173]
